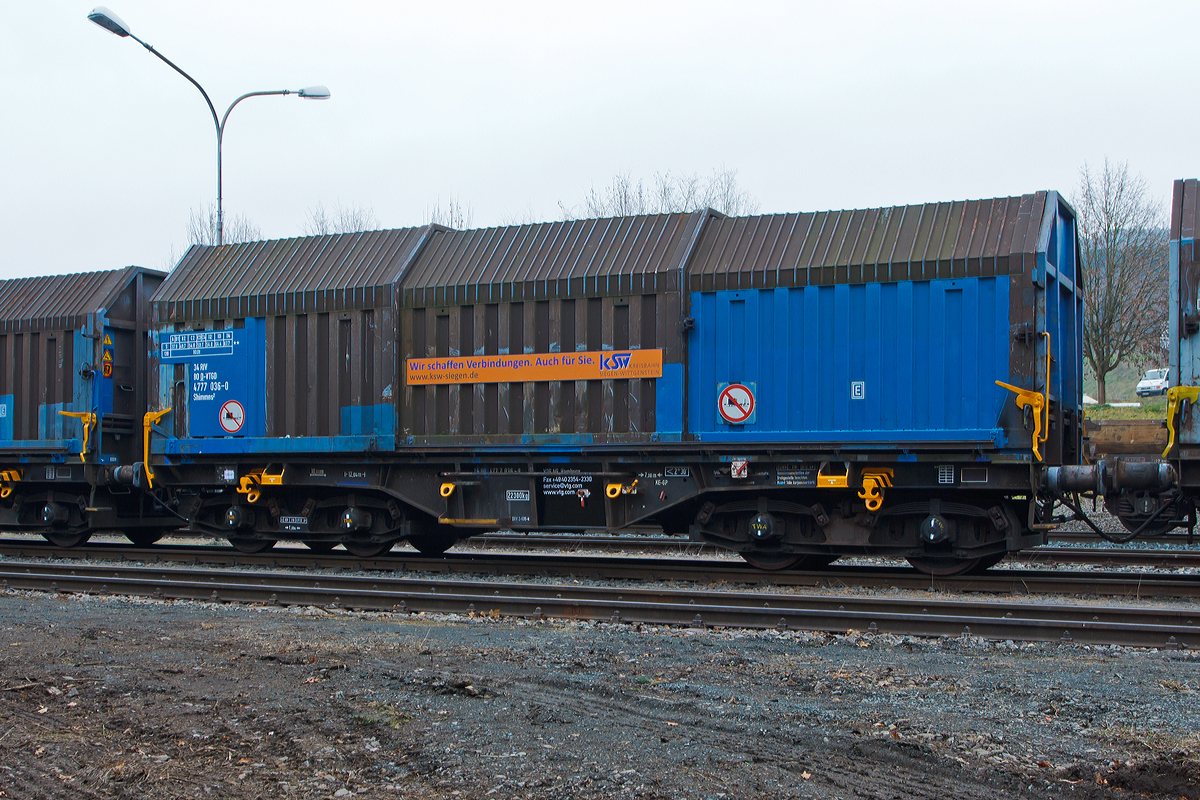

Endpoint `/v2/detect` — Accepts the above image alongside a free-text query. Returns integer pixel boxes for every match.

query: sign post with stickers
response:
[158,319,266,438]
[717,382,756,425]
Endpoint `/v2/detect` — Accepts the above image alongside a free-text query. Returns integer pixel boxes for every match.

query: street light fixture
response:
[87,6,329,246]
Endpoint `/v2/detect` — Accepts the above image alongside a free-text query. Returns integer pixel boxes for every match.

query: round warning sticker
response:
[219,400,245,434]
[718,383,755,424]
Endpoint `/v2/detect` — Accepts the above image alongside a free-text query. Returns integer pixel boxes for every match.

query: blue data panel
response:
[159,320,266,438]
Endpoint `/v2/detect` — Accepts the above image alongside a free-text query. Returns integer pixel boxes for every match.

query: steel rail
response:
[464,531,1200,550]
[0,561,1193,649]
[1048,530,1196,545]
[463,534,1200,568]
[0,539,1198,598]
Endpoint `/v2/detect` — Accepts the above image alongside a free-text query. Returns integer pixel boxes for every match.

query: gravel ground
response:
[1,591,1198,799]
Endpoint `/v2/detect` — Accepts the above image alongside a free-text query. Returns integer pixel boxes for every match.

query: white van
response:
[1136,368,1170,397]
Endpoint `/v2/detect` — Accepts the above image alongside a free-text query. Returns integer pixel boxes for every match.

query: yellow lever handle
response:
[1163,386,1200,458]
[143,408,172,489]
[58,411,96,463]
[996,380,1045,462]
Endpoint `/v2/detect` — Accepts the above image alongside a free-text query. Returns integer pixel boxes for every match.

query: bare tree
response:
[187,203,261,246]
[702,166,759,216]
[559,166,759,219]
[561,172,652,218]
[1074,159,1168,403]
[427,194,472,229]
[497,203,544,225]
[302,200,380,236]
[159,244,182,272]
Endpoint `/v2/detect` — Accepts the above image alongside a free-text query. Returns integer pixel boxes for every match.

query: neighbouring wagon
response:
[0,266,177,546]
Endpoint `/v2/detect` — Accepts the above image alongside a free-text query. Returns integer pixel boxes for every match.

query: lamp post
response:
[87,7,330,245]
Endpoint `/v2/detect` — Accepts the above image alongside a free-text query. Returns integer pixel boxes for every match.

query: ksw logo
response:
[600,352,632,371]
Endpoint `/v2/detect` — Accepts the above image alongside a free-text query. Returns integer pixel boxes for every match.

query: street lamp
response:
[87,7,330,245]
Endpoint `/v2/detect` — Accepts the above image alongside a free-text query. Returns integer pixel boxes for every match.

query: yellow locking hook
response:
[1163,386,1200,458]
[237,475,262,504]
[995,381,1045,461]
[58,411,96,463]
[142,408,172,488]
[858,468,893,513]
[0,469,21,499]
[996,331,1051,462]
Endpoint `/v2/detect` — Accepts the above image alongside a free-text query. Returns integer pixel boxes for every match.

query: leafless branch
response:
[427,195,473,229]
[302,200,380,236]
[560,166,759,220]
[186,203,261,246]
[1073,159,1168,402]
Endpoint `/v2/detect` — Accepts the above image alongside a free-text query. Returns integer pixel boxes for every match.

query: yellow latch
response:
[1163,385,1200,458]
[259,465,285,485]
[606,478,639,498]
[0,469,20,499]
[996,380,1045,462]
[142,409,172,488]
[817,463,849,488]
[58,411,96,463]
[858,468,893,512]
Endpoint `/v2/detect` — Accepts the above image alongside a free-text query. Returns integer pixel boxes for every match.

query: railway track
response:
[0,538,1198,598]
[466,531,1200,551]
[459,533,1200,569]
[0,559,1193,649]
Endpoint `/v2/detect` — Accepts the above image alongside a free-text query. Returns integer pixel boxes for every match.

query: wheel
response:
[1111,494,1178,536]
[342,540,398,558]
[303,540,337,553]
[906,554,1003,576]
[739,551,807,570]
[42,530,91,548]
[125,530,165,547]
[972,552,1007,571]
[228,537,275,554]
[1116,510,1176,536]
[406,533,456,556]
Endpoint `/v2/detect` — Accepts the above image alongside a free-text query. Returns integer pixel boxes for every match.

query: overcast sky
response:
[3,1,1197,279]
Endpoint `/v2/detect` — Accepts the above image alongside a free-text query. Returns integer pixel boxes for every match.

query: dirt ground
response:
[0,591,1198,799]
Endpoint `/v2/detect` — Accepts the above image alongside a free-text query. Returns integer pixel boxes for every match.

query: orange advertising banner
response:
[407,349,663,385]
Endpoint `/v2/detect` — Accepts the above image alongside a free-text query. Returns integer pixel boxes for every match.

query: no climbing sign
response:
[718,382,756,425]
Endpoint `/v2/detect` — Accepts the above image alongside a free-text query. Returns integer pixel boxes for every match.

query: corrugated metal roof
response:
[687,193,1048,292]
[154,227,433,322]
[1172,179,1200,242]
[402,212,709,307]
[0,266,161,332]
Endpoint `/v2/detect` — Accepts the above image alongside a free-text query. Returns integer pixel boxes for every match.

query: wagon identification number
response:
[158,321,265,438]
[406,349,663,385]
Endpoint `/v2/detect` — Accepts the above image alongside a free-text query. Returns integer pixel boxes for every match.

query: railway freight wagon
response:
[146,192,1084,575]
[1141,177,1200,533]
[0,267,178,546]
